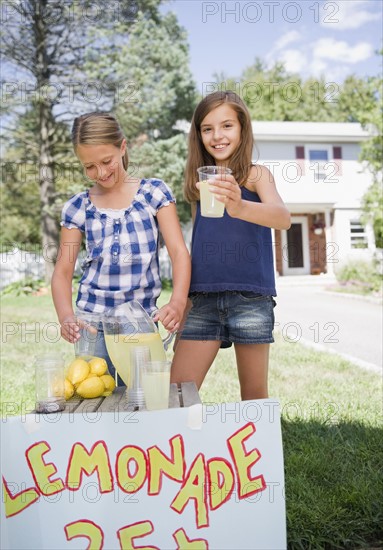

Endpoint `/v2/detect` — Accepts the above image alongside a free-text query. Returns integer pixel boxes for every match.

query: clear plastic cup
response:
[126,346,150,408]
[74,311,100,360]
[141,360,171,411]
[197,166,232,218]
[35,354,65,413]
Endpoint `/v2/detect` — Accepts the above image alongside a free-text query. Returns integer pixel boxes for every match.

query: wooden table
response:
[62,382,201,414]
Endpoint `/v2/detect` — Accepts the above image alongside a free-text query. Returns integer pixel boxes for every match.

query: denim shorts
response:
[179,291,276,345]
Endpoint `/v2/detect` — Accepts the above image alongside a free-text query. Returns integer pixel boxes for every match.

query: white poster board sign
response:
[1,401,286,549]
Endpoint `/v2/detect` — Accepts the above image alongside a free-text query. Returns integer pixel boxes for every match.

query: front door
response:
[281,216,310,275]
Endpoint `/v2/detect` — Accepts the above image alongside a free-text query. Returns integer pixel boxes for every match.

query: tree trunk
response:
[35,0,59,284]
[39,102,59,284]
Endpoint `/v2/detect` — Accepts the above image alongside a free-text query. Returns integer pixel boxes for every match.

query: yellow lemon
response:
[64,379,75,400]
[67,358,90,386]
[52,378,64,397]
[100,374,116,394]
[76,377,105,399]
[89,357,108,377]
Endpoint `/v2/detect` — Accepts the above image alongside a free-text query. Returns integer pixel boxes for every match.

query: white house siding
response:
[333,209,375,265]
[0,248,45,290]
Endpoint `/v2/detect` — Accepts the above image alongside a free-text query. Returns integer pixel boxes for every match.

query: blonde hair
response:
[184,91,254,203]
[71,112,129,170]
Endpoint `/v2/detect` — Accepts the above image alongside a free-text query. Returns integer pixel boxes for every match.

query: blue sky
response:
[162,0,382,91]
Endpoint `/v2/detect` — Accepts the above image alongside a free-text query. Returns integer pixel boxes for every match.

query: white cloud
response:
[274,31,302,51]
[311,59,328,76]
[265,11,376,80]
[266,31,305,71]
[320,0,381,30]
[278,49,308,73]
[312,38,374,64]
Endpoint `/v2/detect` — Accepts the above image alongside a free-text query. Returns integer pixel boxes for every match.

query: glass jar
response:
[35,354,65,413]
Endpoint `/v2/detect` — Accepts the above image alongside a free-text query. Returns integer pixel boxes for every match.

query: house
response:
[252,121,376,276]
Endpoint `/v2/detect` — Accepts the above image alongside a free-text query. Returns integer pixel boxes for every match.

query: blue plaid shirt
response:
[61,179,175,314]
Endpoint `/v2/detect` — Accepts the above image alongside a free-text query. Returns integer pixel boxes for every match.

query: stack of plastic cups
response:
[127,346,150,409]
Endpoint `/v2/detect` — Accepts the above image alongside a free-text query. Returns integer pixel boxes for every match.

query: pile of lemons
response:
[65,357,116,400]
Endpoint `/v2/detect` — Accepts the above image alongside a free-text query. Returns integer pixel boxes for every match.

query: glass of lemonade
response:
[197,166,232,218]
[141,360,171,411]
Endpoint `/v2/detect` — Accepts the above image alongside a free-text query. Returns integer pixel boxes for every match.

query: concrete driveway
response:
[274,275,382,372]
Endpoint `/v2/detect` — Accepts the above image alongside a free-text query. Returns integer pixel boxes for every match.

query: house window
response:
[350,219,368,249]
[297,145,343,182]
[308,148,330,181]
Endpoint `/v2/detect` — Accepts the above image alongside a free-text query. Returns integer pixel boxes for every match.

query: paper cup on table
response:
[197,165,232,218]
[74,312,100,360]
[141,360,171,411]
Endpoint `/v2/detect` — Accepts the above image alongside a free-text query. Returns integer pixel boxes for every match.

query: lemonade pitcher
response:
[102,301,174,387]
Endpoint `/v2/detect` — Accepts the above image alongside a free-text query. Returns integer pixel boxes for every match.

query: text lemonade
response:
[3,423,266,547]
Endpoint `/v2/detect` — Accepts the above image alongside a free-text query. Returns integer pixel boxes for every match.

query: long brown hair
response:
[184,91,254,203]
[71,112,129,170]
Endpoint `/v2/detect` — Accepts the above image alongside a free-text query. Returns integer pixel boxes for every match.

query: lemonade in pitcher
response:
[104,332,166,387]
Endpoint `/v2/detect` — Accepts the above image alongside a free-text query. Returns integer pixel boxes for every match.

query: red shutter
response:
[333,146,342,176]
[295,146,305,176]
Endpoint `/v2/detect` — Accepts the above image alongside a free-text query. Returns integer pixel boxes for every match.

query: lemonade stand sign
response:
[1,401,286,549]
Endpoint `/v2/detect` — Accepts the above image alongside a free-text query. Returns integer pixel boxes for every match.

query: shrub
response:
[335,259,382,293]
[1,278,47,296]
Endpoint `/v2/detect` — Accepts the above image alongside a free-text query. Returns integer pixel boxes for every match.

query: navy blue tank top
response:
[190,186,276,295]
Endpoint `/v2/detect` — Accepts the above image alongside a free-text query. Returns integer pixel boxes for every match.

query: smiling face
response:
[200,104,241,166]
[76,141,127,189]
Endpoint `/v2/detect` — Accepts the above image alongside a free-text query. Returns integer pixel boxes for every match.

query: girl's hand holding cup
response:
[60,314,80,343]
[197,166,233,218]
[207,175,244,219]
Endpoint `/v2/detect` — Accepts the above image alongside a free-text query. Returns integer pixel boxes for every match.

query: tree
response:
[118,11,197,214]
[84,10,197,142]
[336,52,383,248]
[235,59,340,122]
[1,108,49,248]
[336,75,378,122]
[217,58,382,123]
[83,9,198,217]
[1,0,162,281]
[130,134,190,223]
[1,106,76,248]
[358,74,383,248]
[117,11,197,141]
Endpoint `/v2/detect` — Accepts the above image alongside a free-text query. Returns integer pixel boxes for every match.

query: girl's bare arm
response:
[155,203,191,331]
[208,165,291,230]
[51,227,82,342]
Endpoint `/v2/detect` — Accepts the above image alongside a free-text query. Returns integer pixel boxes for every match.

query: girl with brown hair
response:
[171,91,290,400]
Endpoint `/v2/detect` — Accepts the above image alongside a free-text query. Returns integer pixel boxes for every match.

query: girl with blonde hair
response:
[52,112,190,383]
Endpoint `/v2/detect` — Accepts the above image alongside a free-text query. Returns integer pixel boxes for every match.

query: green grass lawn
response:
[1,290,382,549]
